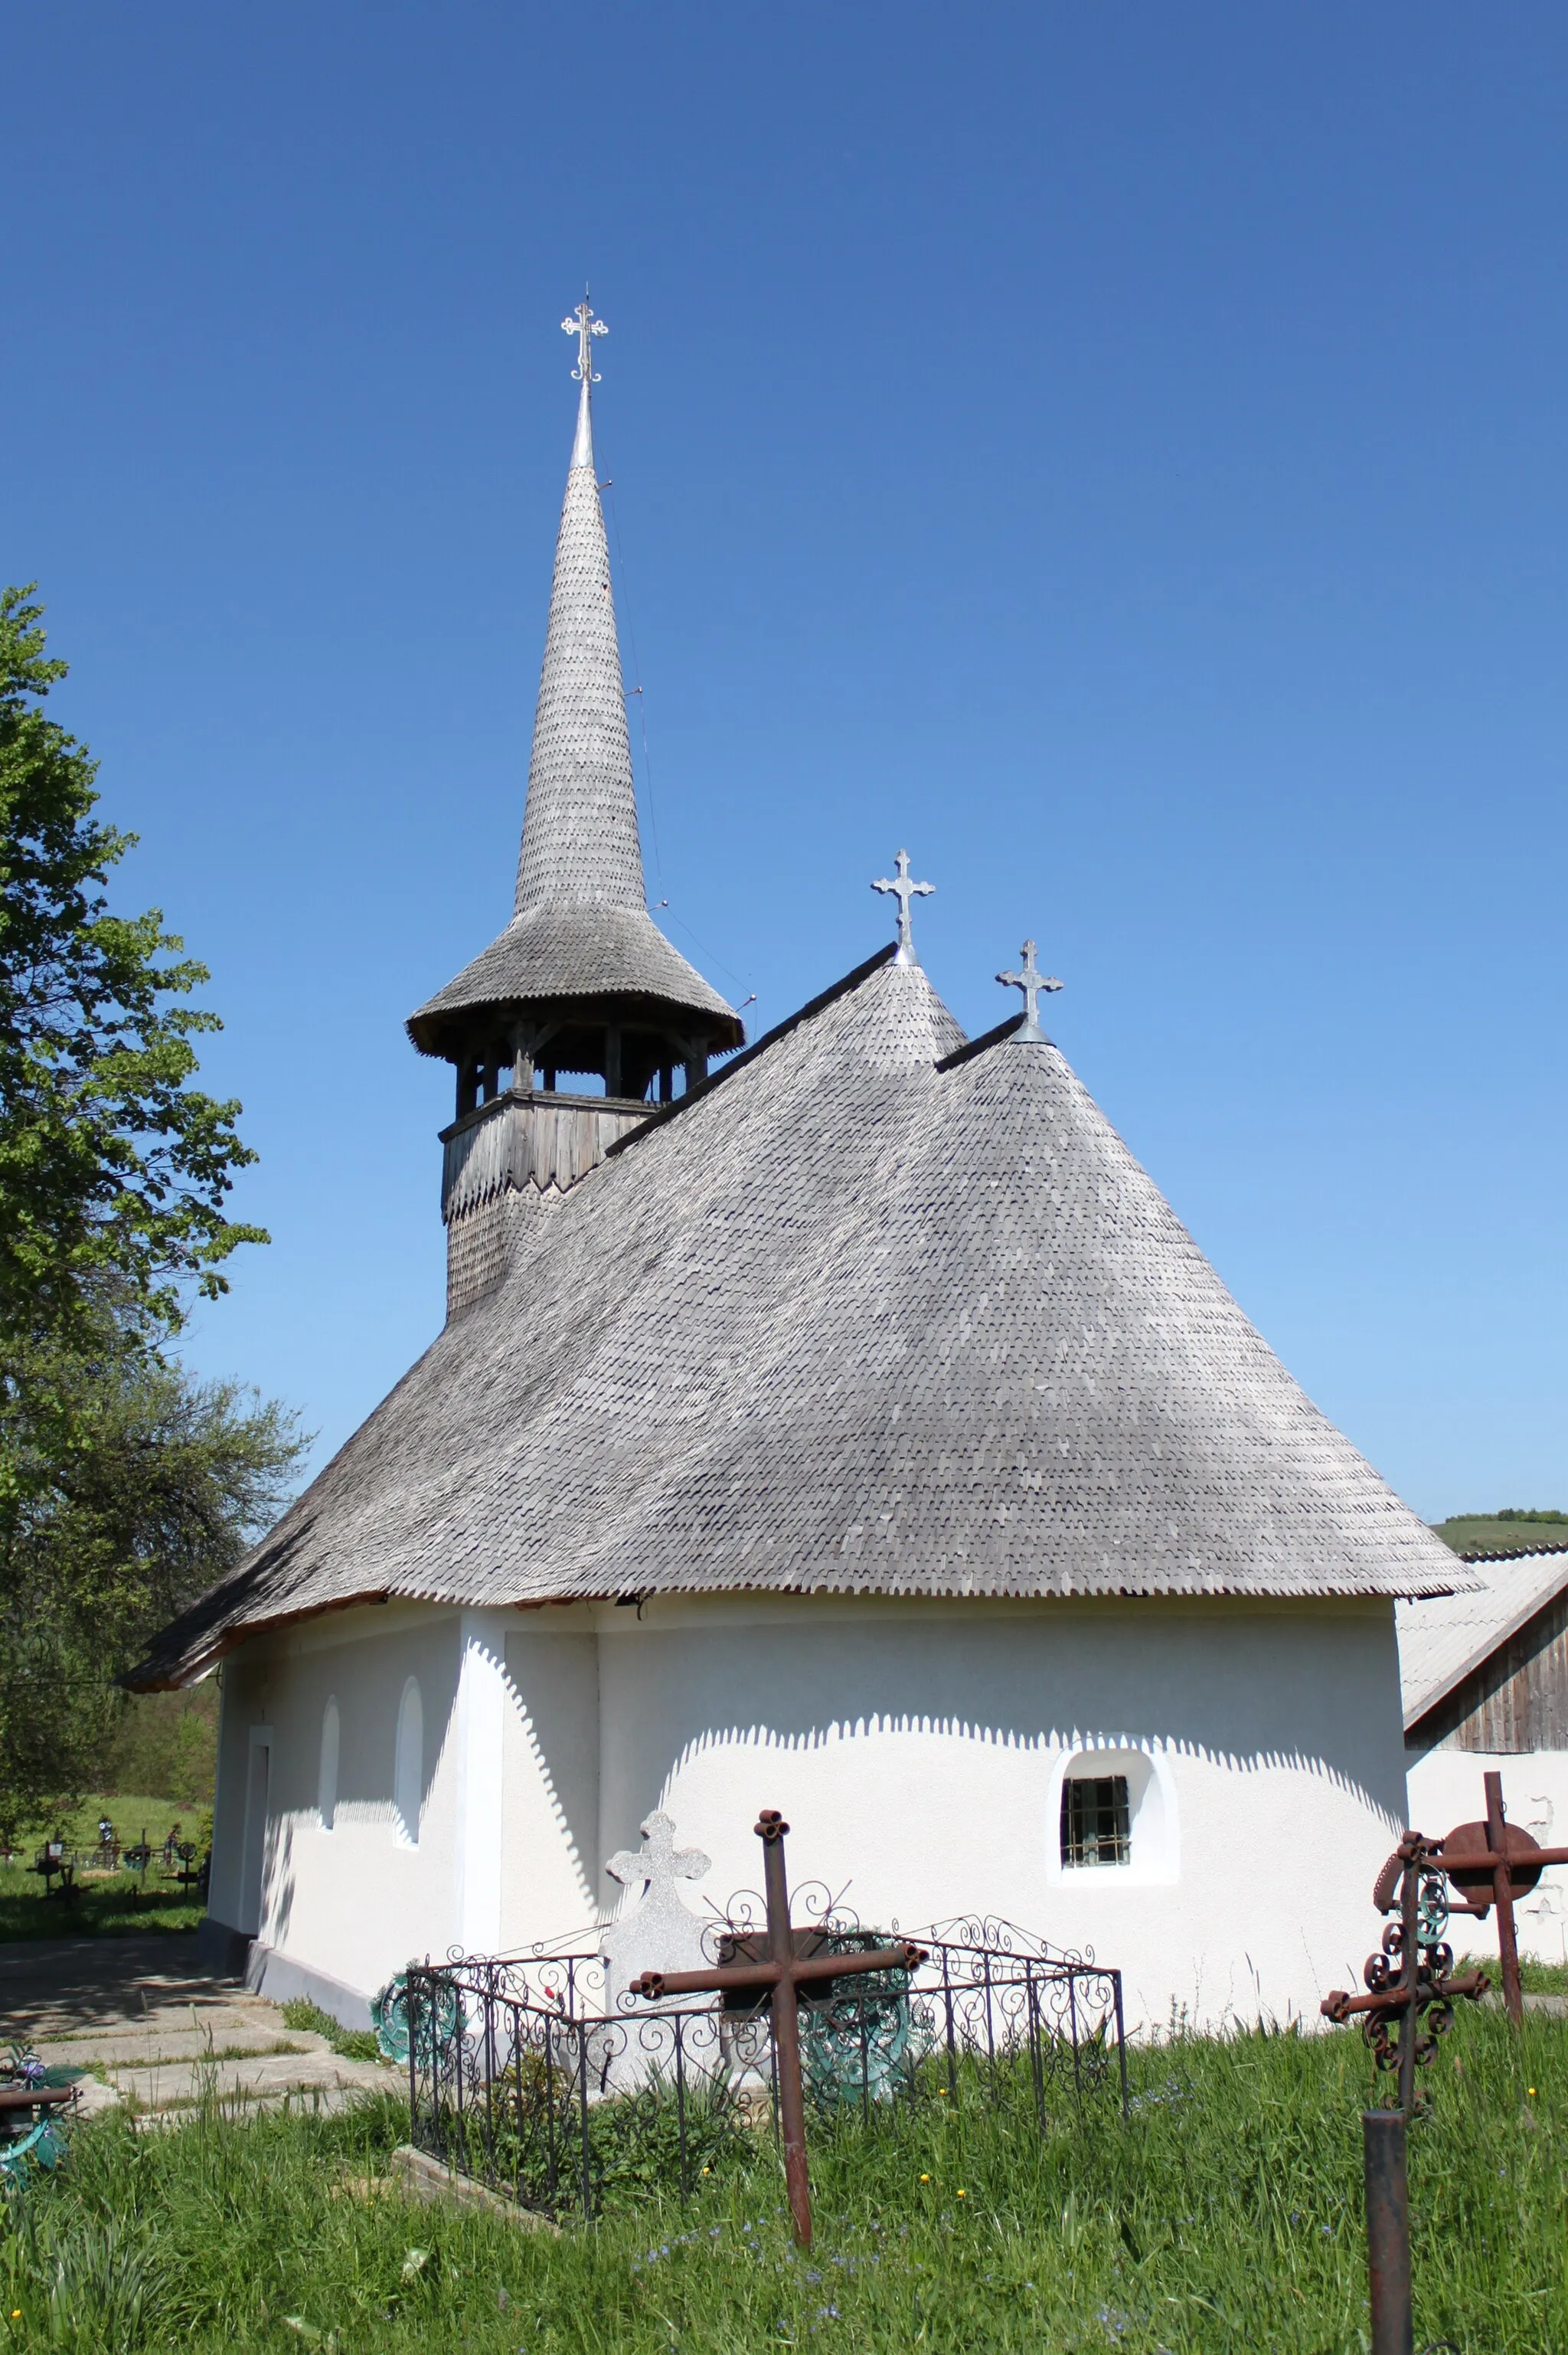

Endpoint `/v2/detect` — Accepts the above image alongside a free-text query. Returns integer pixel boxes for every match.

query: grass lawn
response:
[0,1795,208,1943]
[2,1999,1563,2351]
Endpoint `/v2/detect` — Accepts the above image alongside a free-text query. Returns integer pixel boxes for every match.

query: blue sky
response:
[5,4,1565,1519]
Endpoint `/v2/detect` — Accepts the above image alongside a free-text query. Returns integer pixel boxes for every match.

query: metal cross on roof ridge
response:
[997,938,1062,1041]
[562,296,609,384]
[871,848,934,966]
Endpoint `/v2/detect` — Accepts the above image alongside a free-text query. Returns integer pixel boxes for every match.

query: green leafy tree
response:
[0,584,265,1359]
[0,588,298,1845]
[0,1339,305,1848]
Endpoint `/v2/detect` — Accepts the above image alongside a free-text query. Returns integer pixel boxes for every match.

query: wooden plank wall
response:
[1410,1585,1568,1754]
[443,1093,648,1223]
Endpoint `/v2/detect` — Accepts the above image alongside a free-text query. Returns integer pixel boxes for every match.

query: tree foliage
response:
[0,1336,305,1847]
[0,588,301,1844]
[0,584,266,1356]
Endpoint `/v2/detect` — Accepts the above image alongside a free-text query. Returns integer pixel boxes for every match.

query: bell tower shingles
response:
[513,357,645,912]
[407,304,743,1317]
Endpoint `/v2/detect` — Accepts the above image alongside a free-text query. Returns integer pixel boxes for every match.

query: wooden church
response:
[132,305,1466,2034]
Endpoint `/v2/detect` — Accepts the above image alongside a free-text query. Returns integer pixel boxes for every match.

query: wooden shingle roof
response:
[132,953,1465,1687]
[406,364,741,1061]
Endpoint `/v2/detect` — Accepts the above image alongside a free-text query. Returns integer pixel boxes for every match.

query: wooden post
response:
[1484,1771,1524,2028]
[605,1026,622,1101]
[1362,2109,1414,2355]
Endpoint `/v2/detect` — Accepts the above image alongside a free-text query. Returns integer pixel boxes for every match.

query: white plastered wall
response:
[211,1605,468,2007]
[211,1588,1413,2037]
[515,1591,1409,2038]
[1405,1744,1568,1967]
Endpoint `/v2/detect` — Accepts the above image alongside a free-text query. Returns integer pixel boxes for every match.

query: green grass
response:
[1459,1952,1568,1996]
[0,1796,208,1944]
[1435,1512,1568,1555]
[277,2000,384,2066]
[2,2000,1564,2350]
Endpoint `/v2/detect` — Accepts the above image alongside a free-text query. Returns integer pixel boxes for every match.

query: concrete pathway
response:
[0,1933,400,2127]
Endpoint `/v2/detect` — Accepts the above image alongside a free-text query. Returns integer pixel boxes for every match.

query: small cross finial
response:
[996,939,1062,1040]
[561,296,609,385]
[871,849,935,966]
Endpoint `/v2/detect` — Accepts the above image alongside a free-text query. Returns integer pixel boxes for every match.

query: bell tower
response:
[407,303,743,1318]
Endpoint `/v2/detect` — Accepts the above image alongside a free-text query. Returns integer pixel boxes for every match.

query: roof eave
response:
[1402,1558,1568,1735]
[406,986,746,1061]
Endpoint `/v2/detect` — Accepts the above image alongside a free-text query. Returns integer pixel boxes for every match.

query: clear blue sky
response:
[6,5,1565,1520]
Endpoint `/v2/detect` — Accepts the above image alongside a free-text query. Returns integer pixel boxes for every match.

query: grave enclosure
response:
[403,1810,1126,2239]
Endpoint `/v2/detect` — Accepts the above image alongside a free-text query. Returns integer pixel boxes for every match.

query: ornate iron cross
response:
[997,939,1062,1039]
[562,297,609,384]
[632,1810,925,2246]
[871,849,934,966]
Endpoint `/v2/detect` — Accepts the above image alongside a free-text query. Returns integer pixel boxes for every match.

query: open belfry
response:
[132,305,1466,2036]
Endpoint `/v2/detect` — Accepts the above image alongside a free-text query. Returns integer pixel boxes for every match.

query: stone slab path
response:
[0,1933,400,2128]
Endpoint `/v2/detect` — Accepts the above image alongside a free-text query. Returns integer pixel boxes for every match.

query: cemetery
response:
[3,322,1562,2344]
[5,21,1566,2348]
[0,1771,1561,2349]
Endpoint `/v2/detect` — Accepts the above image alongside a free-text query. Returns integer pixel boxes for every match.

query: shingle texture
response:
[516,430,642,911]
[132,957,1465,1687]
[1399,1545,1568,1729]
[406,388,740,1055]
[409,903,737,1048]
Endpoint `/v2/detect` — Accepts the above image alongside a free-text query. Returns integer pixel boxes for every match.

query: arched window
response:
[317,1697,340,1832]
[394,1676,423,1846]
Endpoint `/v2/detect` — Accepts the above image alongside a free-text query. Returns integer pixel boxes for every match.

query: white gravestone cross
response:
[599,1813,713,2016]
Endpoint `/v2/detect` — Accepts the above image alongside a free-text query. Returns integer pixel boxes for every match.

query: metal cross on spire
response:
[562,296,609,384]
[871,849,934,966]
[996,939,1062,1040]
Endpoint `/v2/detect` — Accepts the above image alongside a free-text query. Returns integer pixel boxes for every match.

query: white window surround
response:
[394,1676,423,1847]
[318,1696,340,1832]
[1046,1745,1179,1889]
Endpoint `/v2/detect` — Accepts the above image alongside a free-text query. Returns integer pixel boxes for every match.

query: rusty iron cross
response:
[872,849,934,967]
[997,939,1062,1040]
[632,1810,925,2247]
[1321,1766,1568,2096]
[1321,1831,1488,2116]
[562,296,609,384]
[1433,1769,1568,2028]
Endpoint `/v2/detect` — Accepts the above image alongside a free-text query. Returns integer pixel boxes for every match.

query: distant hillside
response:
[1434,1510,1568,1557]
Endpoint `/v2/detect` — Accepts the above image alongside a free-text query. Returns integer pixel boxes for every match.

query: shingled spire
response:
[513,308,644,912]
[408,302,743,1316]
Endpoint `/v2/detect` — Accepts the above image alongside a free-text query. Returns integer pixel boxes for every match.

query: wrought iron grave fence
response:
[404,1917,1125,2223]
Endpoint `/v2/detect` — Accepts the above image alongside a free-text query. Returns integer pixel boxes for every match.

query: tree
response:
[0,587,298,1844]
[0,1336,305,1850]
[0,584,265,1359]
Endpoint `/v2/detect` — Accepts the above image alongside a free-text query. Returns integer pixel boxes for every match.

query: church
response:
[132,303,1466,2036]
